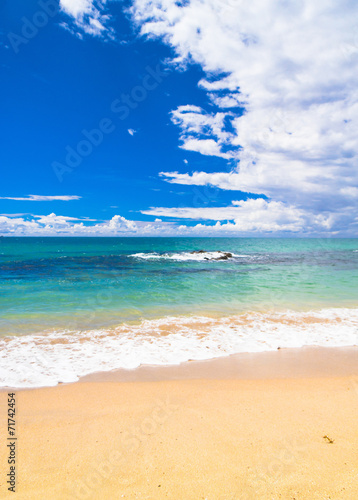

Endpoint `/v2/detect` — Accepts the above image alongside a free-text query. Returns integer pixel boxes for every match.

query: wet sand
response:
[1,346,358,499]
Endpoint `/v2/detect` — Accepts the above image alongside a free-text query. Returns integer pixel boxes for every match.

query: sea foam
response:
[131,251,245,261]
[1,308,357,388]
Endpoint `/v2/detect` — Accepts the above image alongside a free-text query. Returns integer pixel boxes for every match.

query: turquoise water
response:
[1,237,357,336]
[1,237,358,387]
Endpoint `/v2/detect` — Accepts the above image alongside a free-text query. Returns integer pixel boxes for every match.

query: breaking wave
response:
[131,250,245,261]
[1,308,357,388]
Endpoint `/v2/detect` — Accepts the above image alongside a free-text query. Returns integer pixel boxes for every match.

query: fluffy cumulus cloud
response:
[142,198,338,233]
[0,214,128,236]
[129,0,358,235]
[0,214,184,236]
[0,204,351,236]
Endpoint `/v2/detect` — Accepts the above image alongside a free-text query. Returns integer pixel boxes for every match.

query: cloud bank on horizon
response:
[1,0,358,236]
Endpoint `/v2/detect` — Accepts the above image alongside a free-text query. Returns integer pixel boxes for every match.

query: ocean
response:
[1,237,357,387]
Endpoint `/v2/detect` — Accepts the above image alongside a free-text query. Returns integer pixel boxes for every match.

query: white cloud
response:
[0,205,352,236]
[170,105,238,159]
[0,214,136,236]
[0,195,81,201]
[340,187,358,198]
[180,138,231,159]
[60,0,94,18]
[130,0,358,233]
[42,0,358,235]
[0,213,179,236]
[127,128,136,136]
[59,0,114,39]
[142,198,336,233]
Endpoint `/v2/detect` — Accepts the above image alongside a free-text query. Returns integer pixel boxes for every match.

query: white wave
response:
[0,308,358,388]
[131,251,240,261]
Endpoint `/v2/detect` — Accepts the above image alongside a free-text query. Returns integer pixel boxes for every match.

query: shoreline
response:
[80,345,358,384]
[1,346,358,498]
[2,304,358,389]
[1,345,358,391]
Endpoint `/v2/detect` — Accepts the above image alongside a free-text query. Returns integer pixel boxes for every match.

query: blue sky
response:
[0,0,357,236]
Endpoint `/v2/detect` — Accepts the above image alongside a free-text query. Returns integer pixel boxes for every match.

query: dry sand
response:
[1,347,358,499]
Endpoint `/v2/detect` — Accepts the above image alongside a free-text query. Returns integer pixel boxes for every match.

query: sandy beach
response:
[2,0,358,495]
[1,347,358,500]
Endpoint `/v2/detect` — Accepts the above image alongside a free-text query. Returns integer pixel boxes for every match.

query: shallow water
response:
[0,237,357,387]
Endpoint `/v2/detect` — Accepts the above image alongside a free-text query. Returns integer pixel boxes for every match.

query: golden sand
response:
[1,347,358,500]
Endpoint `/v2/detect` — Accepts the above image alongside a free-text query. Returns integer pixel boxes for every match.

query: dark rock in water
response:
[190,250,233,260]
[215,252,232,260]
